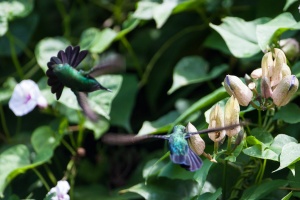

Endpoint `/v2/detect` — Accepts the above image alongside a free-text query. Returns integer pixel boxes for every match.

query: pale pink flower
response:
[47,180,70,200]
[8,80,47,116]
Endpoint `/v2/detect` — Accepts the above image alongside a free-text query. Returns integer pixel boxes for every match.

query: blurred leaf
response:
[120,177,199,200]
[256,12,300,51]
[282,191,293,200]
[115,16,140,40]
[284,0,298,10]
[143,158,168,179]
[79,28,117,54]
[210,17,268,58]
[35,37,70,73]
[31,126,61,153]
[110,74,138,132]
[203,32,231,55]
[153,1,177,28]
[168,56,227,94]
[133,1,159,20]
[251,128,273,145]
[0,13,38,56]
[273,103,300,124]
[241,179,288,199]
[0,0,34,21]
[0,13,8,36]
[137,110,179,136]
[197,187,222,200]
[193,159,214,193]
[274,142,300,172]
[84,118,110,139]
[0,77,17,104]
[158,162,195,180]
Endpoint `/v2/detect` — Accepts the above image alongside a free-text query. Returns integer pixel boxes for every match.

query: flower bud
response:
[224,75,253,106]
[272,75,299,107]
[224,96,240,137]
[186,122,205,155]
[261,76,272,99]
[280,38,300,61]
[281,63,291,78]
[261,52,273,77]
[244,74,252,85]
[271,48,286,87]
[251,68,262,79]
[208,104,225,142]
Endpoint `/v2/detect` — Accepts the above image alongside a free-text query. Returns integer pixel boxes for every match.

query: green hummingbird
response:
[102,123,243,171]
[46,45,124,122]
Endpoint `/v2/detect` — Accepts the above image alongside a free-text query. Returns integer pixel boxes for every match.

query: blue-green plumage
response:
[168,125,203,171]
[46,45,111,122]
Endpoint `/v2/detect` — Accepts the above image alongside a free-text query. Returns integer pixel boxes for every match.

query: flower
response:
[8,80,47,116]
[208,104,226,142]
[47,180,70,200]
[224,75,253,106]
[272,75,299,107]
[186,122,205,155]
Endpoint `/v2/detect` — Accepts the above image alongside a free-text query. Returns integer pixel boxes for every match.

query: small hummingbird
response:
[46,45,124,122]
[102,123,243,171]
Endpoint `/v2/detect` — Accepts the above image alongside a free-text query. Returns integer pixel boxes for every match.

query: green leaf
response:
[137,110,179,136]
[241,179,288,199]
[270,134,298,155]
[158,162,195,180]
[193,159,214,193]
[282,191,293,200]
[210,17,268,58]
[0,13,8,36]
[133,1,159,20]
[143,158,168,179]
[168,56,227,94]
[0,13,38,56]
[0,0,34,21]
[79,28,117,54]
[153,1,177,28]
[197,187,222,200]
[35,37,70,73]
[84,118,110,139]
[0,77,17,104]
[0,145,30,198]
[203,32,231,55]
[273,103,300,124]
[31,126,61,153]
[251,128,273,145]
[120,177,199,200]
[115,16,140,40]
[243,144,278,161]
[274,142,300,172]
[256,12,300,51]
[110,74,138,132]
[283,0,298,11]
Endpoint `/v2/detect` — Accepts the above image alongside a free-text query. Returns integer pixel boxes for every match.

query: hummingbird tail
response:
[170,147,203,172]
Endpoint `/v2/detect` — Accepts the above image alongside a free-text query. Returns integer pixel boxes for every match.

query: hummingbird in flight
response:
[102,123,243,171]
[46,45,124,122]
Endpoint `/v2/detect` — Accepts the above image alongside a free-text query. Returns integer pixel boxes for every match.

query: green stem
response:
[32,168,50,191]
[120,37,142,77]
[214,141,219,155]
[258,159,267,183]
[44,165,57,185]
[223,160,228,200]
[250,101,260,110]
[6,31,24,79]
[0,104,11,140]
[24,64,41,79]
[258,109,262,127]
[227,136,232,153]
[61,139,76,155]
[139,25,204,87]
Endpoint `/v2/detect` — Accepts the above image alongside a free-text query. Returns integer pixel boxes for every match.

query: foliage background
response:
[1,0,300,199]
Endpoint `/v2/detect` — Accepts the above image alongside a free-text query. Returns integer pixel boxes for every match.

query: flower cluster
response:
[224,48,299,109]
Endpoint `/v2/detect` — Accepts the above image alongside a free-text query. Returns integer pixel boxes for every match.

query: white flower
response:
[8,80,47,116]
[47,180,70,200]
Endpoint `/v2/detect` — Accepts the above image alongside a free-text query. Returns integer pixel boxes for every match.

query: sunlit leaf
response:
[168,56,227,94]
[153,1,177,28]
[274,142,300,172]
[243,144,278,161]
[0,13,8,36]
[31,126,61,153]
[273,103,300,124]
[35,37,70,73]
[269,134,298,155]
[0,0,34,21]
[210,17,268,58]
[197,187,222,200]
[256,12,300,51]
[284,0,298,10]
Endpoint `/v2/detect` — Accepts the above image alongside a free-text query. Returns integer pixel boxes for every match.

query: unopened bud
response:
[248,82,256,90]
[280,38,300,61]
[224,75,253,106]
[224,96,240,137]
[208,104,225,142]
[261,76,272,99]
[244,74,252,85]
[251,68,262,79]
[272,75,299,107]
[186,122,205,155]
[271,48,286,87]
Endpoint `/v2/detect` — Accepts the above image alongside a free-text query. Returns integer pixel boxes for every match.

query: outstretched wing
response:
[73,91,99,122]
[59,46,88,68]
[46,57,64,100]
[88,53,125,77]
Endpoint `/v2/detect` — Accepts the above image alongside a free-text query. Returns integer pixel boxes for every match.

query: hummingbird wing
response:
[62,46,88,68]
[88,53,125,77]
[73,91,99,122]
[46,57,64,100]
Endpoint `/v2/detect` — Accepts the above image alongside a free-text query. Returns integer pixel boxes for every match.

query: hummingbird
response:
[102,123,243,171]
[46,45,124,122]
